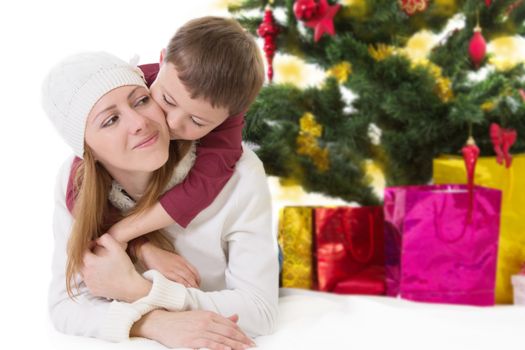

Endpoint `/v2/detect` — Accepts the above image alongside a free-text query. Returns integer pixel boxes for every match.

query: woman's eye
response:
[102,115,119,128]
[163,94,176,106]
[135,95,150,107]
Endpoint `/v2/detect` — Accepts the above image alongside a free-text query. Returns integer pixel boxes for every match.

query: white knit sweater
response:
[48,145,279,341]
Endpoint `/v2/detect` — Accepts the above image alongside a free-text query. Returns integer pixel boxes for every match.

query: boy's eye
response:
[190,116,204,127]
[163,94,176,106]
[102,115,119,128]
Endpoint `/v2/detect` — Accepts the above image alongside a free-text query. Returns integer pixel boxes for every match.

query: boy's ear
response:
[159,48,166,64]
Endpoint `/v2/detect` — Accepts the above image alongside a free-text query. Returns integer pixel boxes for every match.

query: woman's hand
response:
[81,233,151,302]
[138,241,201,288]
[131,309,256,350]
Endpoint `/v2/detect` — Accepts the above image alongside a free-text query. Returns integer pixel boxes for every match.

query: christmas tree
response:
[229,0,525,205]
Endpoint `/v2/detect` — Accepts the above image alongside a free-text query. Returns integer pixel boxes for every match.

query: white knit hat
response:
[42,52,147,158]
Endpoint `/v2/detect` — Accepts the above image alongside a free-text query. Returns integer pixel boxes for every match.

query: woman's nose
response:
[128,109,148,134]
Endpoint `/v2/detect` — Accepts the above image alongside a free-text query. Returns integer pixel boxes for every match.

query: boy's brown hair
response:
[165,16,265,116]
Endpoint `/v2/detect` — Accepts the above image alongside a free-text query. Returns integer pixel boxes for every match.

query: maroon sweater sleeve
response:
[139,63,160,86]
[160,115,244,227]
[140,63,244,228]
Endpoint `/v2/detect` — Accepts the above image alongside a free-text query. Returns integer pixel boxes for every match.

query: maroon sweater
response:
[66,63,244,228]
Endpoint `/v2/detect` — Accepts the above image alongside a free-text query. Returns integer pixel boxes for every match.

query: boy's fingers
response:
[179,266,200,287]
[165,270,192,288]
[96,233,120,251]
[185,262,201,285]
[176,257,200,285]
[226,314,239,324]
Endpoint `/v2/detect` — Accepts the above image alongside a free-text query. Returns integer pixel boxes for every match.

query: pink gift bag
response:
[384,184,502,306]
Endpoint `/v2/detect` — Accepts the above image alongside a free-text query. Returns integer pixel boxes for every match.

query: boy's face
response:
[150,62,230,140]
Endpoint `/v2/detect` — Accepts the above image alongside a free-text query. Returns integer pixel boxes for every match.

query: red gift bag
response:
[314,206,385,295]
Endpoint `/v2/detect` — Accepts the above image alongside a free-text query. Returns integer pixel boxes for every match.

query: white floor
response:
[39,288,525,350]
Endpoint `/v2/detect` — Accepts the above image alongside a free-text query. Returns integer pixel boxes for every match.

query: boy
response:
[66,17,265,286]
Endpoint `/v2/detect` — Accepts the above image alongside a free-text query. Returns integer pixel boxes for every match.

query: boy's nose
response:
[166,112,183,132]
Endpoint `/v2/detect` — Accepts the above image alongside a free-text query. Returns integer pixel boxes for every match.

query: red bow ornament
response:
[490,123,517,168]
[304,0,341,42]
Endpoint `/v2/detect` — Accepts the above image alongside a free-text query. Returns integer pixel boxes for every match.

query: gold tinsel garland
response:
[296,112,330,172]
[328,61,352,84]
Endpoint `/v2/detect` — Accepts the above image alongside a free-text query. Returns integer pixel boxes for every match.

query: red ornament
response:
[490,123,517,168]
[485,0,492,6]
[257,7,279,82]
[304,0,341,42]
[294,0,318,21]
[462,136,480,222]
[398,0,429,16]
[468,25,486,69]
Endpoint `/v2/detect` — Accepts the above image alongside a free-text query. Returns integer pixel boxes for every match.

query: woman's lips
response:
[133,132,159,149]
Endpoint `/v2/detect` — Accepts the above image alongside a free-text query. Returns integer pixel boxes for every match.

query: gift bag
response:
[434,155,525,303]
[278,207,314,289]
[384,185,502,306]
[315,206,385,295]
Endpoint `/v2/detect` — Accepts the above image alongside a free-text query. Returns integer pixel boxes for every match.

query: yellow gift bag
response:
[278,207,314,289]
[433,154,525,304]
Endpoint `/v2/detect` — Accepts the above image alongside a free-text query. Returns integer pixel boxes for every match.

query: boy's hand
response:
[139,242,201,288]
[111,235,128,251]
[107,225,129,251]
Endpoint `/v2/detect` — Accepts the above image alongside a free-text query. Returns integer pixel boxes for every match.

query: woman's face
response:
[85,85,170,174]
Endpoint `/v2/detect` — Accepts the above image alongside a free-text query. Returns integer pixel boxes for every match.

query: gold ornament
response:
[414,60,454,103]
[435,76,453,103]
[299,112,323,137]
[433,0,458,16]
[481,101,496,112]
[296,112,330,172]
[296,134,318,155]
[368,43,395,61]
[341,0,369,19]
[328,61,352,84]
[312,148,330,172]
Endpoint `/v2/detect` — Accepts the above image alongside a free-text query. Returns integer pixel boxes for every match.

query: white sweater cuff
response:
[99,300,159,342]
[139,269,187,311]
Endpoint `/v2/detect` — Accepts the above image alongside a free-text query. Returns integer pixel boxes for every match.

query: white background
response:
[0,0,229,347]
[1,1,523,349]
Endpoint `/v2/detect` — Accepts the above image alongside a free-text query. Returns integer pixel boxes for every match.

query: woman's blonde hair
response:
[65,140,192,298]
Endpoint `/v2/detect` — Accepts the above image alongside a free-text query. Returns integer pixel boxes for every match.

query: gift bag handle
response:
[433,194,471,243]
[342,211,375,264]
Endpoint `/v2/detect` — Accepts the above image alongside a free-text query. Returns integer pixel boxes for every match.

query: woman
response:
[43,52,278,349]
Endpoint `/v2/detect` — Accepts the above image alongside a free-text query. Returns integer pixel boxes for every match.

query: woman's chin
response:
[144,152,170,171]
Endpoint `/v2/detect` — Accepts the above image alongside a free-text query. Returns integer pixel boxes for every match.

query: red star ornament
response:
[304,0,341,42]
